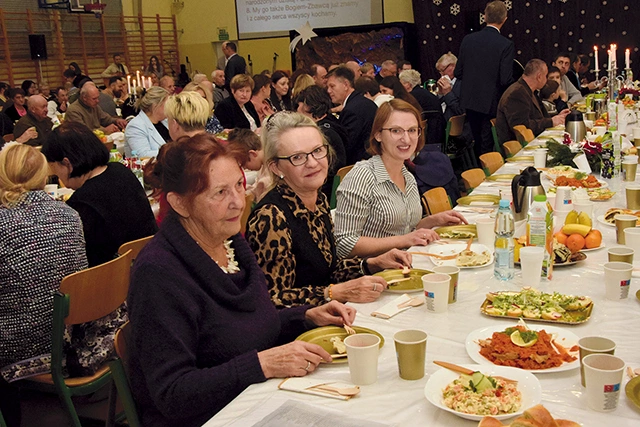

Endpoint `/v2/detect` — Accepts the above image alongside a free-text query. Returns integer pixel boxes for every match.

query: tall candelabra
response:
[607,63,618,103]
[624,68,634,88]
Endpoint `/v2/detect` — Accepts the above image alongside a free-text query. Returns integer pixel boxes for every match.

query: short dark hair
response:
[271,70,289,85]
[54,86,66,96]
[576,54,590,67]
[310,64,325,77]
[354,76,380,97]
[21,80,35,93]
[225,42,237,52]
[108,76,122,86]
[113,53,121,60]
[547,65,561,75]
[540,80,559,100]
[484,1,507,25]
[553,52,571,63]
[397,60,411,69]
[0,82,8,92]
[41,122,109,178]
[294,85,333,119]
[327,66,355,88]
[227,128,262,164]
[252,74,271,96]
[63,69,76,79]
[10,88,25,99]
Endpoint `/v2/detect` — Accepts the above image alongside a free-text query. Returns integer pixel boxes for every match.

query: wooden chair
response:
[421,187,452,215]
[489,119,503,156]
[502,140,522,158]
[118,235,154,260]
[479,152,504,176]
[329,165,354,209]
[461,168,486,193]
[3,134,14,143]
[445,114,477,170]
[240,193,255,234]
[513,125,535,147]
[23,251,133,427]
[109,322,141,427]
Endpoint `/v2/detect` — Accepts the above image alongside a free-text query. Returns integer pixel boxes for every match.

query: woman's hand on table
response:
[402,228,440,247]
[367,249,413,273]
[331,276,388,303]
[306,300,357,327]
[423,210,468,228]
[258,341,332,378]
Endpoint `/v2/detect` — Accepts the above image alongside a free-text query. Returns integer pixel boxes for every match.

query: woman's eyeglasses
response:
[276,144,329,166]
[381,127,422,139]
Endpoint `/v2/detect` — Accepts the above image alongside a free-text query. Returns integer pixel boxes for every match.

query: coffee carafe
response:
[511,167,546,222]
[565,110,586,143]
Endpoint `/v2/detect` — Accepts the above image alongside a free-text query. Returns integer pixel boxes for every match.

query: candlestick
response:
[608,49,612,70]
[132,78,137,98]
[127,75,131,94]
[625,49,630,69]
[594,46,599,72]
[136,70,141,89]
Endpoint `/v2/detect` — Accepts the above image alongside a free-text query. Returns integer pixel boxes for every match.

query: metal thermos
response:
[565,110,586,143]
[511,167,546,222]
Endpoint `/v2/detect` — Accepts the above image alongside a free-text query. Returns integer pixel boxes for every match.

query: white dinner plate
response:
[465,325,580,373]
[418,243,494,269]
[581,241,605,252]
[596,214,616,228]
[424,364,542,421]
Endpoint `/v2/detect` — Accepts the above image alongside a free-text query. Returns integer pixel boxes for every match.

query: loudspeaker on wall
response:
[29,34,48,60]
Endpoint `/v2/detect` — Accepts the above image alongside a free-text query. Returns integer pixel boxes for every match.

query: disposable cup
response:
[432,266,459,304]
[625,184,640,210]
[475,218,495,251]
[573,200,594,220]
[579,337,616,387]
[554,186,573,211]
[344,333,380,385]
[573,152,591,173]
[633,127,640,139]
[622,162,638,182]
[615,214,638,244]
[393,329,428,380]
[583,354,625,412]
[603,262,632,300]
[607,247,634,263]
[623,227,640,254]
[585,112,596,121]
[422,273,450,313]
[533,149,547,169]
[592,126,606,136]
[44,184,58,199]
[519,247,544,286]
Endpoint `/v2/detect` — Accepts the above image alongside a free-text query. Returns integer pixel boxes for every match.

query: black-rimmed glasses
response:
[276,144,329,166]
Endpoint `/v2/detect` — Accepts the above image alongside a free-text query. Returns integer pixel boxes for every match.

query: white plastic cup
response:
[579,337,616,387]
[573,152,592,173]
[574,200,594,221]
[623,227,640,254]
[422,273,450,313]
[554,186,573,211]
[633,127,640,139]
[44,184,58,199]
[519,247,545,286]
[431,265,460,304]
[593,126,607,136]
[533,149,547,169]
[475,218,495,250]
[603,262,632,300]
[583,353,626,412]
[344,333,380,385]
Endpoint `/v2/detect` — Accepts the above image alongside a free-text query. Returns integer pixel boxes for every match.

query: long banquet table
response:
[204,130,640,427]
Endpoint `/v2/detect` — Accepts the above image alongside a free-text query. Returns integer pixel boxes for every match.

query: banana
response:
[564,210,579,225]
[577,212,592,227]
[562,224,591,237]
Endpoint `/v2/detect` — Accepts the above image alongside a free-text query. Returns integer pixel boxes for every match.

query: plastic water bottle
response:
[129,151,144,187]
[494,199,515,281]
[527,194,553,280]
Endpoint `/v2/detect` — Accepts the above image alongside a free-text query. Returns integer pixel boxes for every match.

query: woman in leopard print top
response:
[246,112,412,308]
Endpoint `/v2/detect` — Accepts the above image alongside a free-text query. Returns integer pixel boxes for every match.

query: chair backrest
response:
[503,140,522,158]
[422,187,452,215]
[118,236,153,260]
[111,321,141,427]
[479,152,504,176]
[114,321,132,372]
[461,168,486,192]
[447,114,465,139]
[240,193,254,234]
[513,125,535,146]
[3,134,14,143]
[60,250,133,325]
[489,118,503,155]
[336,165,354,181]
[330,165,354,209]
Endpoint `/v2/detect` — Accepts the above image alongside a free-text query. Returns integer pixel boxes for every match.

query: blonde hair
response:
[291,74,314,99]
[0,143,49,207]
[164,91,210,132]
[183,82,213,111]
[135,86,169,113]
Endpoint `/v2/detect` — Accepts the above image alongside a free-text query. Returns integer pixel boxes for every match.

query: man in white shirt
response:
[47,87,69,121]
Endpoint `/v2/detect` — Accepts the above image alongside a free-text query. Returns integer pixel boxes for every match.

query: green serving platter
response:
[296,326,384,363]
[626,375,640,410]
[456,194,501,206]
[486,174,516,181]
[374,268,432,293]
[505,156,534,163]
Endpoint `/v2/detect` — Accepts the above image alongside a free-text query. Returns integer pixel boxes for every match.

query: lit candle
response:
[126,75,131,94]
[593,46,599,72]
[136,70,141,88]
[608,49,611,70]
[626,48,630,69]
[148,77,152,88]
[611,44,617,68]
[132,78,137,96]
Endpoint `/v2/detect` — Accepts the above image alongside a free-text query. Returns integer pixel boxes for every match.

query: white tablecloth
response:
[205,131,640,427]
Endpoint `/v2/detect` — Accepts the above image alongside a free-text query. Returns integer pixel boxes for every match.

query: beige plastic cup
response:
[422,273,450,313]
[393,329,428,380]
[623,227,640,254]
[583,354,625,412]
[622,162,638,182]
[475,218,495,250]
[432,265,460,303]
[344,333,380,385]
[603,262,632,300]
[519,246,544,286]
[626,184,640,210]
[615,214,638,244]
[579,336,616,387]
[607,247,634,263]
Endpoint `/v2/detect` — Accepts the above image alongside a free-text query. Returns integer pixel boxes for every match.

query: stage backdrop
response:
[412,0,639,82]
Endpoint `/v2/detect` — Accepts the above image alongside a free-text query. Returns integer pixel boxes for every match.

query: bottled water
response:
[494,199,515,281]
[129,150,144,187]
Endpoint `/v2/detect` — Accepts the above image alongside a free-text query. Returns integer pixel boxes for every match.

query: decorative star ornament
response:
[289,21,317,53]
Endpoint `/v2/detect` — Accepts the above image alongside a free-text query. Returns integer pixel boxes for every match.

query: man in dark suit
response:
[326,66,378,165]
[454,0,514,157]
[496,59,569,144]
[222,41,246,89]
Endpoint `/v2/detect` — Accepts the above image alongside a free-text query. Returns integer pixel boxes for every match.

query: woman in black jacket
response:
[214,74,260,130]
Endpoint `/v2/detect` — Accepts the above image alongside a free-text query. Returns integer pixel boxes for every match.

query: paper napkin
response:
[278,378,359,400]
[370,293,418,319]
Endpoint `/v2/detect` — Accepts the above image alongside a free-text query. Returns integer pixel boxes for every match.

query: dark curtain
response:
[411,0,639,82]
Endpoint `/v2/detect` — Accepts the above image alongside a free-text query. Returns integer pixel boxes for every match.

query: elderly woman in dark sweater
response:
[128,133,355,427]
[245,112,411,308]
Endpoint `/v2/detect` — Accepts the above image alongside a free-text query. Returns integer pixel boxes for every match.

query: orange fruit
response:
[554,232,568,245]
[566,234,586,253]
[585,230,602,249]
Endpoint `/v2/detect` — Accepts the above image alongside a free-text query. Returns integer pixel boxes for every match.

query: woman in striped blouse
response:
[334,99,466,258]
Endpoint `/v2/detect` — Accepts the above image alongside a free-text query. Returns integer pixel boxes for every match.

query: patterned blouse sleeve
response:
[330,256,362,283]
[245,204,325,307]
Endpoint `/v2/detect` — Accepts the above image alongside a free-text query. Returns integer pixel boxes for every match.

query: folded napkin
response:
[278,378,359,400]
[371,293,418,319]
